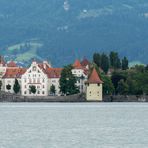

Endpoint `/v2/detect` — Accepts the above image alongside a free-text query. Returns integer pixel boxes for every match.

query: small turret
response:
[85,68,103,101]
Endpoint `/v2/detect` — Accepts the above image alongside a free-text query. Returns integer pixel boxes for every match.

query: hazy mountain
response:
[0,0,148,66]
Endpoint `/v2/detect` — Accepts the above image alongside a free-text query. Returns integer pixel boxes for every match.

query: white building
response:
[1,58,94,97]
[2,60,62,96]
[21,61,49,96]
[47,68,62,96]
[2,68,26,93]
[0,56,7,80]
[72,60,88,93]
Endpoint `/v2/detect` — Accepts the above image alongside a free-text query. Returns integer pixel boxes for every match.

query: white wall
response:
[2,78,21,94]
[86,84,103,101]
[72,68,87,93]
[48,78,61,96]
[21,62,48,96]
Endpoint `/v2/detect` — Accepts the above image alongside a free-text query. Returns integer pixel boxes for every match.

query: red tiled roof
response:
[86,68,103,84]
[81,58,90,67]
[3,68,27,78]
[7,61,17,67]
[73,60,83,69]
[38,63,50,69]
[46,68,63,78]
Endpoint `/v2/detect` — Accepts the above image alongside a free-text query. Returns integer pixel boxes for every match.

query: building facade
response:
[21,61,49,96]
[72,60,88,93]
[0,57,103,99]
[86,68,103,101]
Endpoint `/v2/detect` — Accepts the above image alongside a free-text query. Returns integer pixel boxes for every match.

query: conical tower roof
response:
[73,59,82,68]
[87,68,103,84]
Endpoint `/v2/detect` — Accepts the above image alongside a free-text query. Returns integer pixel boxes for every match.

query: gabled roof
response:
[7,61,17,67]
[86,68,103,84]
[81,58,90,67]
[73,59,83,69]
[3,68,27,78]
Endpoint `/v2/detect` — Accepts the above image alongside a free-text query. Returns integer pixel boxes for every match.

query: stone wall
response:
[103,95,148,102]
[0,91,148,102]
[0,91,86,102]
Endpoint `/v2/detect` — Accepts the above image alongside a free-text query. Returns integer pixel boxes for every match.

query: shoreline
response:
[0,92,148,102]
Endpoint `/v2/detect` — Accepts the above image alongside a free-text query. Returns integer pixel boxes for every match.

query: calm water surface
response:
[0,103,148,148]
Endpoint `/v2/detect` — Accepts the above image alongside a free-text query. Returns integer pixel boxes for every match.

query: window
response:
[43,79,45,83]
[98,92,99,96]
[24,91,27,94]
[37,79,40,83]
[38,91,40,94]
[43,85,44,88]
[42,91,45,94]
[33,66,36,71]
[89,91,91,96]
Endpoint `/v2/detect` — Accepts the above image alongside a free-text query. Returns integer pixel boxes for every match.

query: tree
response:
[93,53,101,67]
[50,84,56,95]
[111,71,127,94]
[117,79,129,95]
[145,65,148,71]
[101,53,109,74]
[122,57,129,70]
[134,65,145,73]
[0,80,2,91]
[13,79,20,94]
[6,84,11,91]
[101,74,115,95]
[109,51,121,69]
[60,65,79,95]
[126,77,142,95]
[110,51,117,68]
[116,58,121,69]
[29,85,36,94]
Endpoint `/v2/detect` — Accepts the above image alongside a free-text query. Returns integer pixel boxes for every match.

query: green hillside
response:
[0,0,148,66]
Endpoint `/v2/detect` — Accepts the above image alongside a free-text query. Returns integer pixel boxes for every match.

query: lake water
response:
[0,103,148,148]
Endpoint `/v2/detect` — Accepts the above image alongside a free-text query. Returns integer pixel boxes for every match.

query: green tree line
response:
[93,51,129,74]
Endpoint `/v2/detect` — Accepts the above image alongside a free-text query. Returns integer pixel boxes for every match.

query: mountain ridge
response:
[0,0,148,66]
